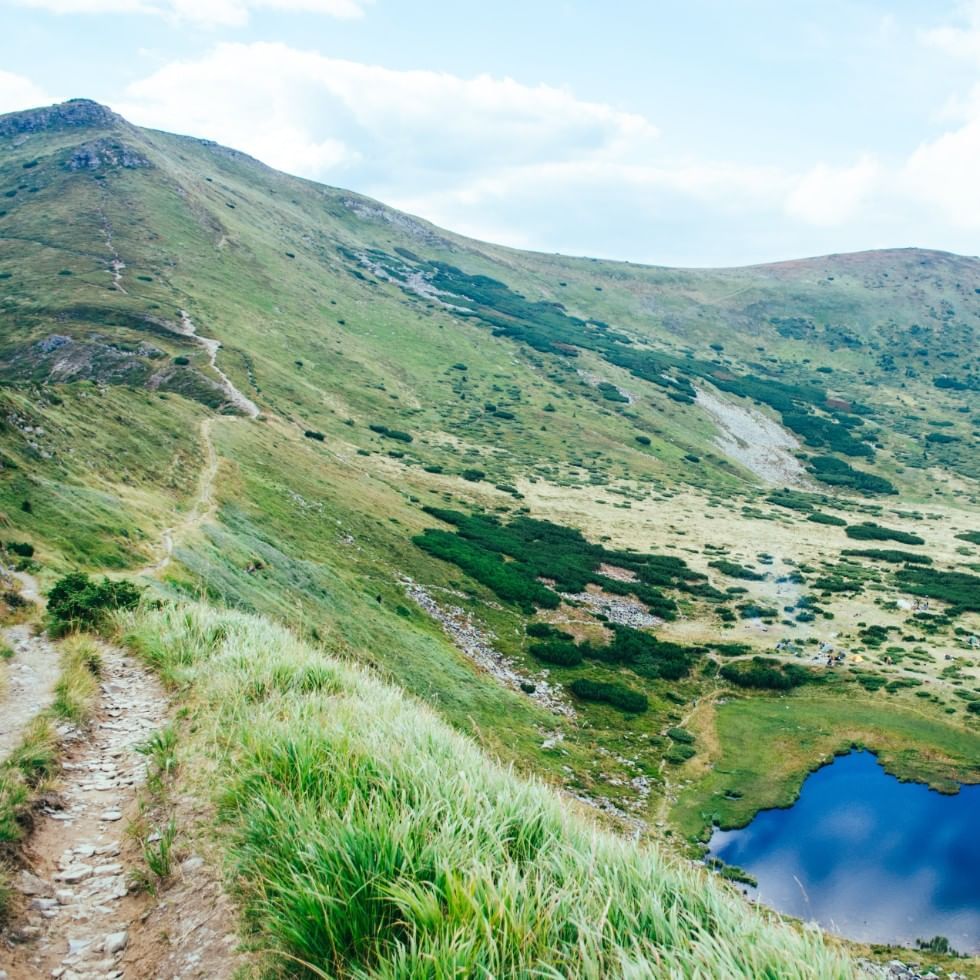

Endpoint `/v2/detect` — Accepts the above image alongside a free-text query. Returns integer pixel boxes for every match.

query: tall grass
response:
[52,634,102,724]
[0,714,58,924]
[121,602,857,978]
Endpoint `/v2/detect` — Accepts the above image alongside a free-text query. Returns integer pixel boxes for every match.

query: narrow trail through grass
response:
[135,416,220,578]
[3,644,168,979]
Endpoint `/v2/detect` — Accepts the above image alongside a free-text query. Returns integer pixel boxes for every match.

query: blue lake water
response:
[708,750,980,952]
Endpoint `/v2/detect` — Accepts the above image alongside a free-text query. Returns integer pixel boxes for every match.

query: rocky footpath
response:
[2,646,165,979]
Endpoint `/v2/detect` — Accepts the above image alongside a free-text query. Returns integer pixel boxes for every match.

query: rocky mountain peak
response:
[0,98,123,139]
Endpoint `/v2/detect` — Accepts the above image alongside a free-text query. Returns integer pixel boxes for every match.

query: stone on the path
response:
[99,810,122,822]
[92,863,123,876]
[67,936,92,955]
[103,930,128,954]
[16,870,51,895]
[56,865,93,884]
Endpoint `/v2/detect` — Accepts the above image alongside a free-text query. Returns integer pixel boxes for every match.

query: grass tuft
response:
[52,635,102,724]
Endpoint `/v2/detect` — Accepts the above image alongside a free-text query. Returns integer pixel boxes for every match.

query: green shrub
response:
[527,622,572,640]
[842,548,931,565]
[709,559,763,581]
[844,522,924,545]
[767,490,813,513]
[173,355,190,365]
[369,424,413,443]
[4,541,34,558]
[530,641,583,667]
[596,382,628,403]
[568,678,648,713]
[634,435,651,446]
[720,657,814,690]
[460,469,486,482]
[46,573,142,635]
[808,456,896,495]
[895,567,980,615]
[806,512,847,526]
[303,430,325,441]
[665,743,696,763]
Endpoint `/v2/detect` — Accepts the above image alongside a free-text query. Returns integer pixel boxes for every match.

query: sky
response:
[1,0,979,266]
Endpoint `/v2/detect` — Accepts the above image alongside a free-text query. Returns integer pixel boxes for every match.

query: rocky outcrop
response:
[65,138,151,171]
[0,98,122,138]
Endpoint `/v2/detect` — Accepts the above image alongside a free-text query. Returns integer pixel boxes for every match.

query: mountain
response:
[1,99,979,977]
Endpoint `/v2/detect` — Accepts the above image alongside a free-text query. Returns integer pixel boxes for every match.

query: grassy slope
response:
[121,599,856,978]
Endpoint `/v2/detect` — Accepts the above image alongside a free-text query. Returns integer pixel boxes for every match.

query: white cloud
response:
[10,0,369,27]
[111,42,960,263]
[118,42,905,261]
[0,70,54,114]
[117,42,663,186]
[921,0,980,62]
[784,155,880,226]
[903,86,980,228]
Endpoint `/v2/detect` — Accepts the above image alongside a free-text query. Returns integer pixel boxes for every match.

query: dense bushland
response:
[528,624,705,681]
[895,567,980,615]
[414,508,712,618]
[807,456,897,495]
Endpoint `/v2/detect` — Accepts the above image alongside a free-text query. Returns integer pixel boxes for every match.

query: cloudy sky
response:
[1,0,979,265]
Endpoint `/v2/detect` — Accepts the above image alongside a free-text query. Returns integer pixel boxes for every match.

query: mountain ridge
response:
[3,98,976,271]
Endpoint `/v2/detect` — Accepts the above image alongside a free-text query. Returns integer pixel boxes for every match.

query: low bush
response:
[842,548,931,565]
[720,657,815,690]
[303,430,325,441]
[46,573,142,636]
[807,456,897,495]
[530,641,583,667]
[527,623,572,640]
[845,522,924,546]
[369,424,413,443]
[568,678,648,713]
[806,512,847,527]
[709,559,763,581]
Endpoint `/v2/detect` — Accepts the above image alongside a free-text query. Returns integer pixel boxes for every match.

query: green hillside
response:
[1,99,979,976]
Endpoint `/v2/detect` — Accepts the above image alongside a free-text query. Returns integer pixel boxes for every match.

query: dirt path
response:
[177,311,259,419]
[8,570,42,605]
[136,417,220,579]
[653,691,719,829]
[0,624,60,761]
[3,646,166,979]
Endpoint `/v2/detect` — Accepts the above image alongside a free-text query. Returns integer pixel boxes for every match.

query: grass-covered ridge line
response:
[121,601,856,978]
